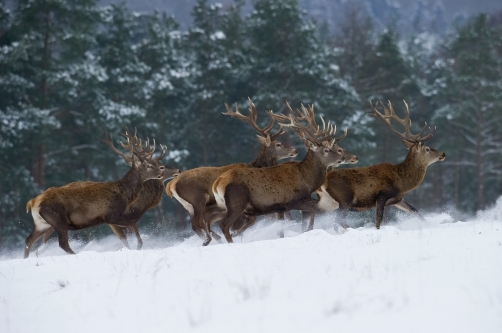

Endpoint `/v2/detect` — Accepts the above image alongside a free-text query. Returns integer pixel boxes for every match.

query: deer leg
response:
[192,210,212,246]
[335,207,349,229]
[40,227,55,245]
[203,207,224,243]
[375,196,387,229]
[35,227,55,255]
[219,185,249,243]
[108,225,131,249]
[231,216,257,237]
[39,205,75,255]
[284,211,294,220]
[56,229,75,255]
[288,200,317,232]
[394,200,425,221]
[129,224,143,250]
[24,227,50,259]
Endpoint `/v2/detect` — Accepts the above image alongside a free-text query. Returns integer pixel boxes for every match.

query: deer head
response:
[369,101,445,166]
[101,130,166,181]
[273,103,346,168]
[224,99,298,160]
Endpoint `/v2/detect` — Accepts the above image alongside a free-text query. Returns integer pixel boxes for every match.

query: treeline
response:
[1,0,502,246]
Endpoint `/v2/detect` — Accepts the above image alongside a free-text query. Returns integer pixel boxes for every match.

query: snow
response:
[1,208,502,333]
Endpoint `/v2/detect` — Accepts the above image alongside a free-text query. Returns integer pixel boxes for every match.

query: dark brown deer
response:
[33,132,181,252]
[318,101,445,229]
[212,104,347,244]
[24,132,167,258]
[229,129,359,237]
[166,100,298,246]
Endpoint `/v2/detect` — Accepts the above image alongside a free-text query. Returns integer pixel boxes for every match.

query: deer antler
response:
[224,99,279,138]
[272,103,338,148]
[117,128,168,161]
[100,131,135,159]
[369,101,436,143]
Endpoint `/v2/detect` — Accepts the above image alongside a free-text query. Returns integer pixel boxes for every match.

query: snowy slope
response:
[1,208,502,333]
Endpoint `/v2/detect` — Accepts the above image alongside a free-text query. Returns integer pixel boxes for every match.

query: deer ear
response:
[305,138,319,151]
[123,155,133,166]
[256,135,271,147]
[402,140,414,149]
[132,153,142,167]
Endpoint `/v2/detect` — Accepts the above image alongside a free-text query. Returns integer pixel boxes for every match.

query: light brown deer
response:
[318,101,445,229]
[212,104,347,244]
[33,132,181,252]
[165,100,298,246]
[24,132,166,258]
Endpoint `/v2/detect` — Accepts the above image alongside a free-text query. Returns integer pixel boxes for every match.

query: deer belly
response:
[317,187,339,212]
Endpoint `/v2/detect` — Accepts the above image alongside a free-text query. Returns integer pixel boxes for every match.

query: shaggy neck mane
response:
[249,144,277,168]
[117,167,144,202]
[297,149,328,192]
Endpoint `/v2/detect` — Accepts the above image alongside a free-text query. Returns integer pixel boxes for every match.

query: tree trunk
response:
[475,108,484,211]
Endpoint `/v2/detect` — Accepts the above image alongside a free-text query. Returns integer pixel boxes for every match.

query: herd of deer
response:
[23,99,445,258]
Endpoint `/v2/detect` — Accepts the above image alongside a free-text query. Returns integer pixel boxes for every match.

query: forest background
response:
[1,0,502,247]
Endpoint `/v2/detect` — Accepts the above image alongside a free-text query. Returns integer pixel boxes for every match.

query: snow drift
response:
[1,204,502,333]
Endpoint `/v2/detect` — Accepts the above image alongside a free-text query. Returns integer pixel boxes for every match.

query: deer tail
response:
[26,198,35,213]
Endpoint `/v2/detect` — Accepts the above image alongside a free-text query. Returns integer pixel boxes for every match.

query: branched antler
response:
[271,102,343,148]
[102,128,167,162]
[368,101,436,143]
[100,131,135,159]
[224,99,286,140]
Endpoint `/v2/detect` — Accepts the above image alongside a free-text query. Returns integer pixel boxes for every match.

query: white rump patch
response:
[31,205,52,232]
[171,188,195,217]
[317,186,339,212]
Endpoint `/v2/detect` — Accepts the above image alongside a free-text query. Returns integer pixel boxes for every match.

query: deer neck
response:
[117,167,144,202]
[248,145,277,168]
[396,149,428,192]
[297,149,327,192]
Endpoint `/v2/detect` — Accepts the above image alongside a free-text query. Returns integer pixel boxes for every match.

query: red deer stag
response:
[318,100,445,229]
[230,127,358,237]
[24,132,166,258]
[166,99,298,246]
[212,104,347,244]
[32,131,181,252]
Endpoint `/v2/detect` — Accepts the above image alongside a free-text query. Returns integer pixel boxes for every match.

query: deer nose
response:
[439,153,446,161]
[290,149,298,157]
[352,156,359,163]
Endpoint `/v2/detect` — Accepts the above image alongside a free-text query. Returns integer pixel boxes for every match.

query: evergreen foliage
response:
[0,0,501,246]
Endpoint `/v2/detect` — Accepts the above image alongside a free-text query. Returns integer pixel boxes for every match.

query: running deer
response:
[24,132,167,258]
[230,128,359,237]
[32,132,181,252]
[318,100,445,229]
[212,104,347,244]
[165,99,298,246]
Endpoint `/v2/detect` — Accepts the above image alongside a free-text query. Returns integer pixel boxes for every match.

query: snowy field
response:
[1,203,502,333]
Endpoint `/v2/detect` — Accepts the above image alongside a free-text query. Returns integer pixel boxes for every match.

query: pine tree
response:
[432,14,502,211]
[183,0,252,167]
[246,0,358,122]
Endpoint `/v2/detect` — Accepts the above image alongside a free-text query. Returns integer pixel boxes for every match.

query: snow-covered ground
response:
[1,204,502,333]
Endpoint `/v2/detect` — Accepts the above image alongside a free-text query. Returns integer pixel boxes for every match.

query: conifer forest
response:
[1,0,502,248]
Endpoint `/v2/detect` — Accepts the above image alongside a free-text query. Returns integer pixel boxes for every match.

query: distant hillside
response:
[100,0,502,33]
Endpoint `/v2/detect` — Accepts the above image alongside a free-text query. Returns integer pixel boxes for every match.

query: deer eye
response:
[337,148,343,154]
[425,147,430,152]
[324,148,330,153]
[275,143,281,147]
